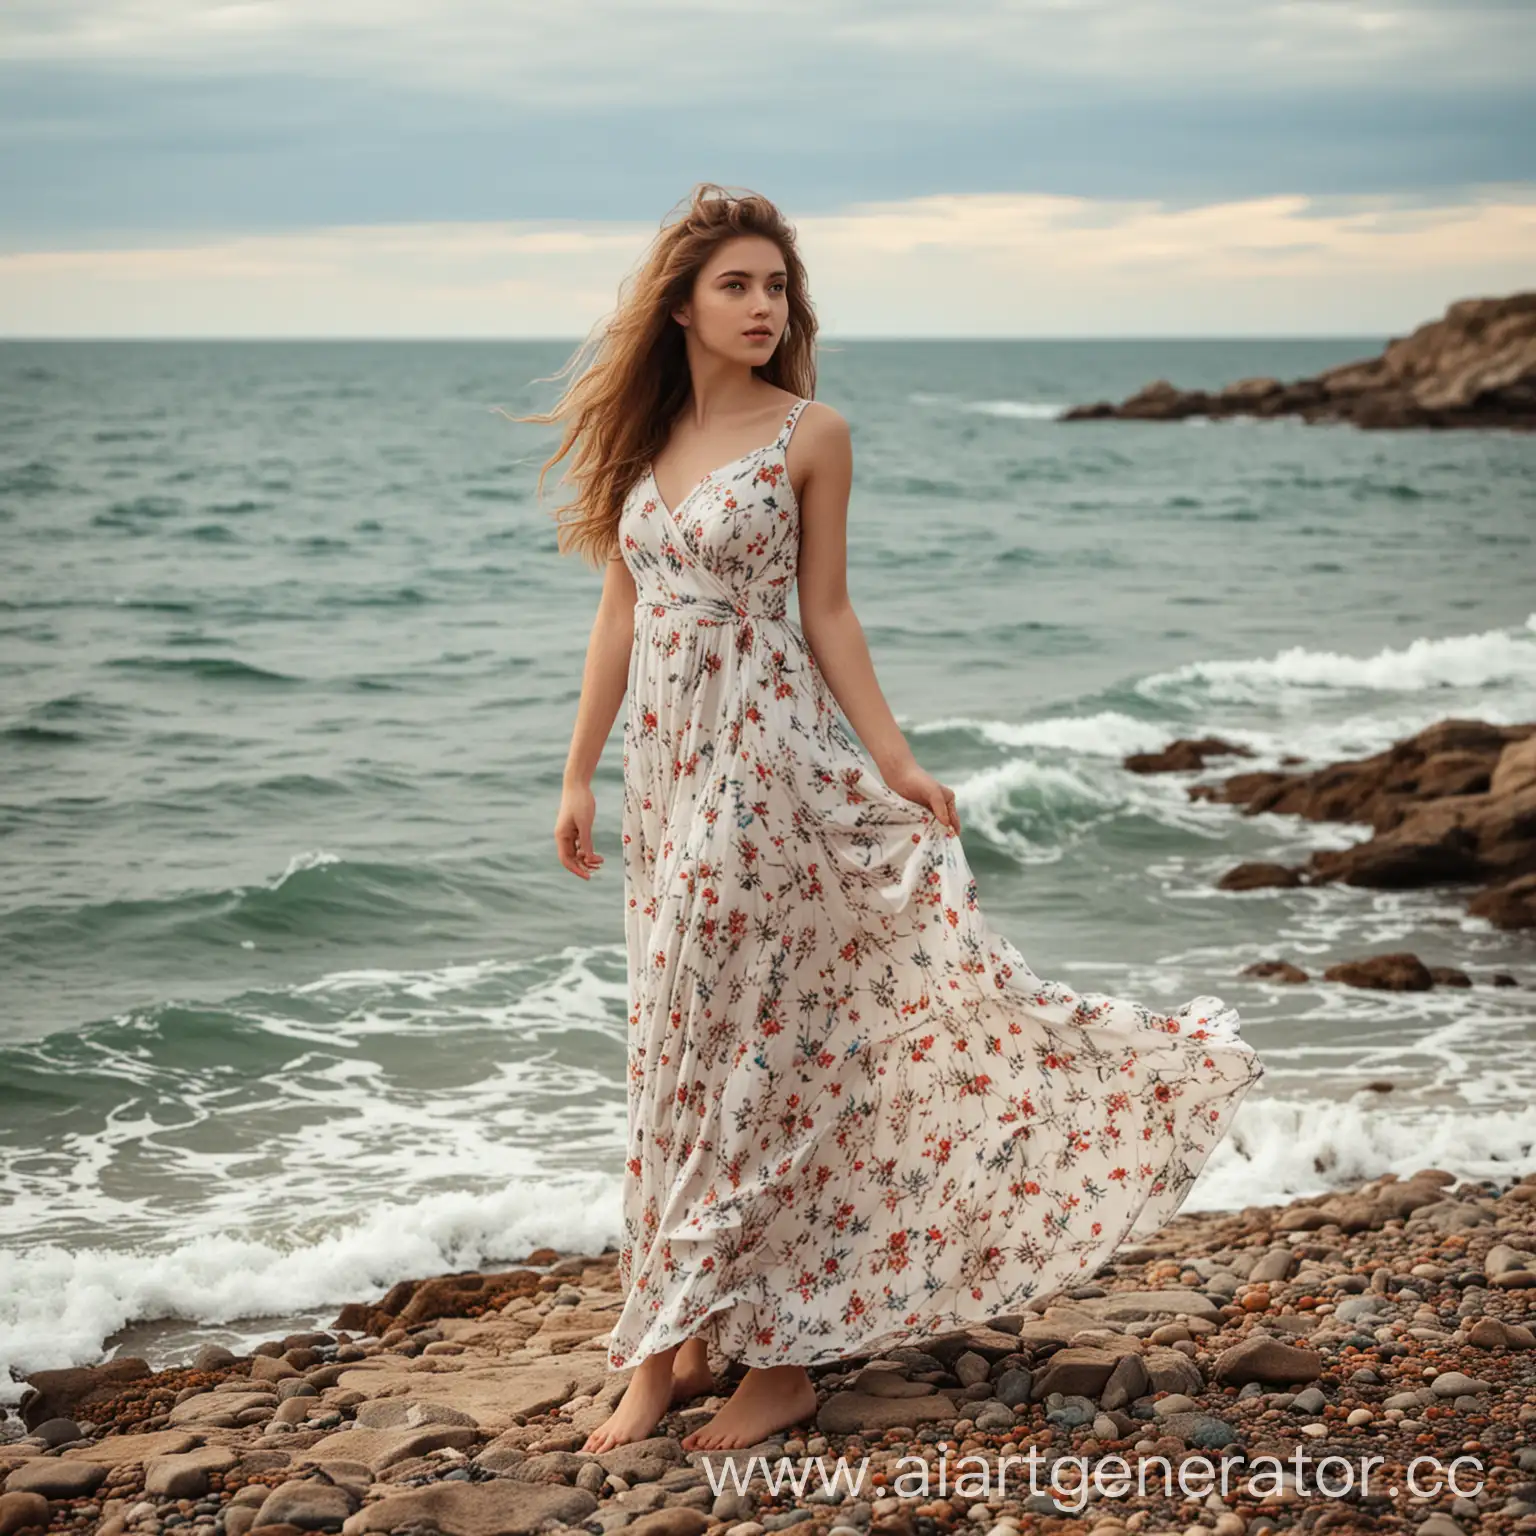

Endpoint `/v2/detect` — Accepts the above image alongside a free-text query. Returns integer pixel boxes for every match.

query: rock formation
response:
[1126,718,1536,928]
[1064,292,1536,430]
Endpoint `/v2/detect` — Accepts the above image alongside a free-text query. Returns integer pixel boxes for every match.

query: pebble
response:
[27,1167,1534,1536]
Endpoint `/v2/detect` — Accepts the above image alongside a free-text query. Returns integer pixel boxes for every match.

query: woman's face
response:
[678,235,788,364]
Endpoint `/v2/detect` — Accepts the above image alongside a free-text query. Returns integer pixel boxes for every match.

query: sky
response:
[2,0,1533,338]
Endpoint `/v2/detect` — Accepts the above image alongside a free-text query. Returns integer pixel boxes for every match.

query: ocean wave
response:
[6,1094,1532,1405]
[913,710,1170,759]
[950,753,1229,861]
[0,1173,625,1407]
[1137,612,1536,704]
[963,399,1067,421]
[1187,1096,1536,1214]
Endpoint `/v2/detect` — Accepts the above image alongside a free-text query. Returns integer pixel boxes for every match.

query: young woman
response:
[525,183,1265,1455]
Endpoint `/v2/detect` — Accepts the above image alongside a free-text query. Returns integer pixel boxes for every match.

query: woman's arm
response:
[555,551,637,878]
[793,406,960,833]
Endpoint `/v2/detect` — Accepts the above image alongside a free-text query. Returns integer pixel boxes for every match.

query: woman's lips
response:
[744,329,772,340]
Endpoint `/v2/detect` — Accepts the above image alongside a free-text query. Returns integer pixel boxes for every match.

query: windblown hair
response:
[504,183,819,569]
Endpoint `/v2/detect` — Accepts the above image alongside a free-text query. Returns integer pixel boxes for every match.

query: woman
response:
[523,184,1265,1455]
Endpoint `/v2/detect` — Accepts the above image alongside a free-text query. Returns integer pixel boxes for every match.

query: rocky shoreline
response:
[7,716,1533,1536]
[1061,292,1536,430]
[5,1170,1536,1536]
[1126,716,1536,937]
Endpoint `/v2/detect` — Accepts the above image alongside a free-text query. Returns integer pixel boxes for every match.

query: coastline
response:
[5,1167,1534,1536]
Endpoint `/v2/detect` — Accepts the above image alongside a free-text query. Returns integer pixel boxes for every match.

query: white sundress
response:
[608,395,1265,1374]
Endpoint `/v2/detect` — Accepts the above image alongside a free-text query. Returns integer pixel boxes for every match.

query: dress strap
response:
[775,397,812,451]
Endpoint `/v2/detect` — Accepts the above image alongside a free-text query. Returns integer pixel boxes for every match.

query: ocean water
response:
[2,338,1534,1409]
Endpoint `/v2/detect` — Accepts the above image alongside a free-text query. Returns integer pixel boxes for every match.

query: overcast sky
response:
[2,0,1533,337]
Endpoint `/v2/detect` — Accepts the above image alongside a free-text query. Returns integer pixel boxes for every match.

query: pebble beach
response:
[5,1167,1535,1536]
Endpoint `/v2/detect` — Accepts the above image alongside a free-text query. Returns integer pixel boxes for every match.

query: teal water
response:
[2,339,1534,1404]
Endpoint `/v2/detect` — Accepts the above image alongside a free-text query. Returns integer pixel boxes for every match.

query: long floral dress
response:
[609,395,1264,1374]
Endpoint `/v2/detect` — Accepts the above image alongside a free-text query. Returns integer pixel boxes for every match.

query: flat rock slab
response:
[339,1480,597,1536]
[1071,1290,1222,1323]
[167,1390,277,1427]
[4,1458,109,1498]
[295,1424,479,1473]
[145,1445,239,1497]
[816,1391,959,1434]
[59,1430,199,1466]
[334,1358,612,1432]
[352,1399,480,1431]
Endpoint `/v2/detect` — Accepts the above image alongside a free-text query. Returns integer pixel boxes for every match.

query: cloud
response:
[5,0,1531,95]
[3,185,1531,337]
[2,0,1530,331]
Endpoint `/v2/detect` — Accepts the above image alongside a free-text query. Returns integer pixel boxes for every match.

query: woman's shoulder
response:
[793,398,851,461]
[794,396,849,434]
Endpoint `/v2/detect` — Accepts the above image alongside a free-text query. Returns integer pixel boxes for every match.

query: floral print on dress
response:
[609,396,1265,1374]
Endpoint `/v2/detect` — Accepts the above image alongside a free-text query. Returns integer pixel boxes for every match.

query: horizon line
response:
[0,332,1393,344]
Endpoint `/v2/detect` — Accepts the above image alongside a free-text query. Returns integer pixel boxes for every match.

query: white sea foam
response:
[905,391,1066,421]
[6,1095,1531,1407]
[0,1172,626,1408]
[912,710,1170,758]
[963,399,1067,421]
[1184,1096,1536,1215]
[1138,612,1536,704]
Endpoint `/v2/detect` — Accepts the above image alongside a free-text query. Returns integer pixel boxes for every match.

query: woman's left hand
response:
[883,758,961,834]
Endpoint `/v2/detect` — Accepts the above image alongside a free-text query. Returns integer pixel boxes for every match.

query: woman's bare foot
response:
[582,1346,678,1453]
[680,1364,817,1450]
[670,1337,716,1405]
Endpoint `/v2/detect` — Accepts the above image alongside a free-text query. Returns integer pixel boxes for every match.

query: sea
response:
[2,337,1534,1414]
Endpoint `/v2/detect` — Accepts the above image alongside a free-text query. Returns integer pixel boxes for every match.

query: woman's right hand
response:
[555,782,604,879]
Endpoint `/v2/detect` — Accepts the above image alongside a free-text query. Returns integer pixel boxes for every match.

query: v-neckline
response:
[647,399,803,520]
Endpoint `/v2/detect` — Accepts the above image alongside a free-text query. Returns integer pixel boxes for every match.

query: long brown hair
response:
[503,183,819,568]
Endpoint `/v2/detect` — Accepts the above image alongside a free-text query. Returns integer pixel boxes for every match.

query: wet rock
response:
[1124,737,1254,774]
[1242,961,1309,983]
[1323,953,1435,991]
[1429,965,1473,987]
[1470,872,1536,929]
[1193,717,1536,923]
[1218,862,1304,891]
